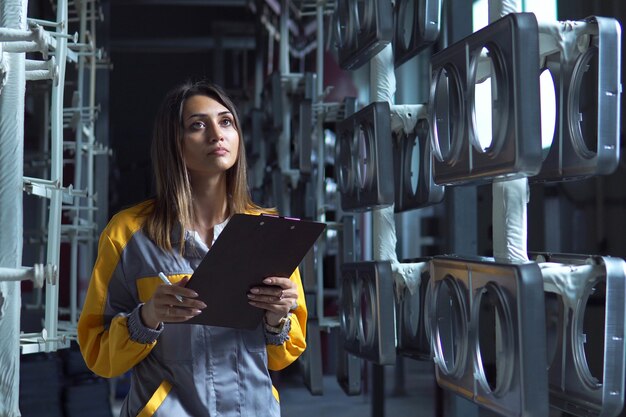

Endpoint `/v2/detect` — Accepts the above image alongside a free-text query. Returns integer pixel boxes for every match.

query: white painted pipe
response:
[369,44,427,296]
[0,0,27,414]
[489,0,529,263]
[44,0,68,351]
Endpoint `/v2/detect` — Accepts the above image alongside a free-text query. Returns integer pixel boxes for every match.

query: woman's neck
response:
[189,173,229,242]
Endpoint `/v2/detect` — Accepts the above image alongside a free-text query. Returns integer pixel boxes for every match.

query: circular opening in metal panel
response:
[340,277,359,341]
[431,65,464,164]
[433,276,468,377]
[357,278,376,347]
[539,69,557,161]
[356,124,374,191]
[355,0,373,33]
[569,45,599,158]
[544,292,564,369]
[336,0,354,49]
[403,132,420,197]
[400,0,415,49]
[402,285,421,338]
[474,282,514,396]
[336,131,354,193]
[469,45,508,155]
[573,277,605,389]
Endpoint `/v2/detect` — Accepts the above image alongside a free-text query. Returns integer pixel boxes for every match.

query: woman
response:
[77,81,307,417]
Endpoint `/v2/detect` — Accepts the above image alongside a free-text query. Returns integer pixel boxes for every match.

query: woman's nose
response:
[206,121,223,142]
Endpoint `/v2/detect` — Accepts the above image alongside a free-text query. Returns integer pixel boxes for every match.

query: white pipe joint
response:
[0,24,49,54]
[538,20,597,66]
[0,264,56,288]
[25,56,58,84]
[390,104,426,135]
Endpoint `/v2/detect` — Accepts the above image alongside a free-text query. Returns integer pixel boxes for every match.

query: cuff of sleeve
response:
[127,304,163,344]
[264,316,291,345]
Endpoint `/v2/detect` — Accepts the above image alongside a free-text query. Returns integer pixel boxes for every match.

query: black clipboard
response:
[185,213,326,329]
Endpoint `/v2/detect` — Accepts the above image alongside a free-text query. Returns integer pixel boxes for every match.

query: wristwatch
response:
[264,314,290,334]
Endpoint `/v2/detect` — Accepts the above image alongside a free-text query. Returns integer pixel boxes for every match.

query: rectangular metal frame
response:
[336,101,394,212]
[393,0,442,68]
[336,0,394,70]
[531,252,626,417]
[428,256,549,416]
[393,118,445,212]
[301,319,324,395]
[532,17,622,182]
[430,13,542,186]
[340,261,396,365]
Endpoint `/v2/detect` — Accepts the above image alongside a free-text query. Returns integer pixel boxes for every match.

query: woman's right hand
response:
[140,277,206,329]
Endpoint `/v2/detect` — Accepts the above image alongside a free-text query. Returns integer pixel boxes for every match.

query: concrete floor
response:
[277,360,438,417]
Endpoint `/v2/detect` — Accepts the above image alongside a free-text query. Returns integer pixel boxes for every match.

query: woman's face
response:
[181,94,239,178]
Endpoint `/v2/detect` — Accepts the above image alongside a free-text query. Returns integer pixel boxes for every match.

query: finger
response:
[162,306,202,322]
[247,291,296,304]
[159,284,199,300]
[262,277,294,289]
[248,301,289,316]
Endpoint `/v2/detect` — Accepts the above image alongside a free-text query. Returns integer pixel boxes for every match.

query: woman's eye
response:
[189,121,205,130]
[220,118,233,127]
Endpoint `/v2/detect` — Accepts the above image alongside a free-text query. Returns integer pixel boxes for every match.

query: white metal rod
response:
[27,18,63,28]
[44,0,69,351]
[25,69,55,81]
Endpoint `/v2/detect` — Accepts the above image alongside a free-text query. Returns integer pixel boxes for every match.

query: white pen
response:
[158,272,183,302]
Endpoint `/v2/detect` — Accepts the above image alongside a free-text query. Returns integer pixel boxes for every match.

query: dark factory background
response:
[10,0,626,417]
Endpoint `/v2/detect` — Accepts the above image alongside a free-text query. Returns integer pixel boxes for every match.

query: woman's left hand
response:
[248,277,297,326]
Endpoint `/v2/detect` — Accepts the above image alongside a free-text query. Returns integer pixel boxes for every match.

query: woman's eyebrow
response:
[186,111,232,121]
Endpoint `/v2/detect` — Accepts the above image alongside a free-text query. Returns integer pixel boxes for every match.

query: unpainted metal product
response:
[393,0,442,68]
[336,0,393,70]
[301,319,324,395]
[532,17,622,183]
[393,118,445,212]
[336,101,394,212]
[532,253,626,417]
[396,263,431,360]
[261,71,283,132]
[340,261,396,365]
[289,72,316,174]
[429,13,542,186]
[335,326,362,395]
[427,255,549,416]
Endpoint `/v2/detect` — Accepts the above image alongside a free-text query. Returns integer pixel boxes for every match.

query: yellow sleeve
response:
[77,227,156,378]
[266,268,308,370]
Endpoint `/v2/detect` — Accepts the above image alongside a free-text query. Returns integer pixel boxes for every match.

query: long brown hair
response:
[143,80,266,253]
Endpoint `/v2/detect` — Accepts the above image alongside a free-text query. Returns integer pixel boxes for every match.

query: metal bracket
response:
[532,252,626,417]
[393,0,442,68]
[393,117,445,212]
[335,0,393,70]
[340,261,396,365]
[532,17,622,182]
[429,13,542,186]
[427,255,549,416]
[336,101,394,212]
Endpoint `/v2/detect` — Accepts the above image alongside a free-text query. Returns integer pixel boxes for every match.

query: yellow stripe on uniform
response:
[271,385,280,403]
[137,380,172,417]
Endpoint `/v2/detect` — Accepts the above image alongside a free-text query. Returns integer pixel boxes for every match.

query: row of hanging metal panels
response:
[296,0,626,416]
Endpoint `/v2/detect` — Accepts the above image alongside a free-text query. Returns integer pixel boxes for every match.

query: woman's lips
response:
[209,148,228,156]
